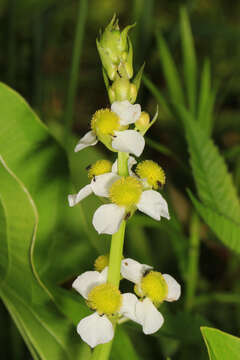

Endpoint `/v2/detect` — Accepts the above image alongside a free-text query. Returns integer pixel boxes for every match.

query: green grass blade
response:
[180,7,197,114]
[198,59,210,121]
[64,0,88,134]
[156,32,185,105]
[198,59,216,135]
[143,74,172,116]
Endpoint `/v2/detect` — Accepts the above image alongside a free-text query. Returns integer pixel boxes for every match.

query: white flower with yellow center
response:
[72,269,139,348]
[120,258,181,334]
[92,175,170,235]
[68,157,136,207]
[74,100,145,157]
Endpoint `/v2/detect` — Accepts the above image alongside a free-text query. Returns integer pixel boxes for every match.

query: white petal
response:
[111,100,141,125]
[68,184,92,207]
[74,131,98,152]
[128,156,137,175]
[120,293,139,323]
[77,313,114,348]
[111,156,137,176]
[92,204,125,235]
[91,173,119,197]
[112,130,145,157]
[121,258,152,284]
[135,298,164,334]
[162,274,181,302]
[100,266,108,281]
[137,190,170,221]
[72,271,105,299]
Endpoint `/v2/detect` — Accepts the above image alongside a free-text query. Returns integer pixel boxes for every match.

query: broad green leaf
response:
[189,192,240,254]
[201,327,240,360]
[176,105,240,224]
[180,7,197,114]
[156,32,185,105]
[0,156,83,359]
[0,82,104,284]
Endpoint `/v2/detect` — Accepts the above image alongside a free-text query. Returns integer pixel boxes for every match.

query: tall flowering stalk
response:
[68,15,181,359]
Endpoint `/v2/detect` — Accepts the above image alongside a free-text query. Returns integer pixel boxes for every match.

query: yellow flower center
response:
[139,271,168,305]
[91,108,121,136]
[136,160,165,189]
[87,283,122,315]
[94,254,109,272]
[109,176,142,208]
[88,160,112,180]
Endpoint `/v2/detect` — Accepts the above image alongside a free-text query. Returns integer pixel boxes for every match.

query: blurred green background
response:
[1,0,240,359]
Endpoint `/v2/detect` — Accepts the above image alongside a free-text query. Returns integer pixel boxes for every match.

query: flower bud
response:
[96,15,135,81]
[109,78,137,104]
[135,111,150,132]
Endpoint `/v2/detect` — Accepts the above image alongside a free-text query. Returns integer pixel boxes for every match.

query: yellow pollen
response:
[140,271,168,305]
[88,160,112,180]
[91,108,121,135]
[136,160,166,189]
[87,283,122,315]
[109,176,142,208]
[94,254,109,272]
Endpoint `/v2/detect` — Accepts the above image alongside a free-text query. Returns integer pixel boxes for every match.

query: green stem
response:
[64,0,88,134]
[117,152,129,176]
[90,336,114,360]
[91,152,128,360]
[185,212,200,311]
[107,221,126,286]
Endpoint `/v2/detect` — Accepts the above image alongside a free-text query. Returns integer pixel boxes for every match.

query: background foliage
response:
[0,0,240,359]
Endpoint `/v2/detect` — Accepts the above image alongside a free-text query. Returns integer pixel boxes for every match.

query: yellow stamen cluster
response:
[91,108,121,135]
[88,160,112,180]
[136,160,165,189]
[94,254,109,272]
[109,176,142,208]
[87,283,122,315]
[139,271,168,305]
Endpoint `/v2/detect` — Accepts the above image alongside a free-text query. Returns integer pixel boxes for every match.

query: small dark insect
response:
[157,181,163,189]
[124,212,131,221]
[143,268,152,277]
[93,175,96,182]
[85,164,91,171]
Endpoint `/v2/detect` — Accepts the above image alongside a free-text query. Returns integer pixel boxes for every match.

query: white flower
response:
[68,156,136,207]
[111,100,141,125]
[74,101,145,157]
[92,186,170,235]
[120,258,181,334]
[72,268,139,348]
[68,173,119,207]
